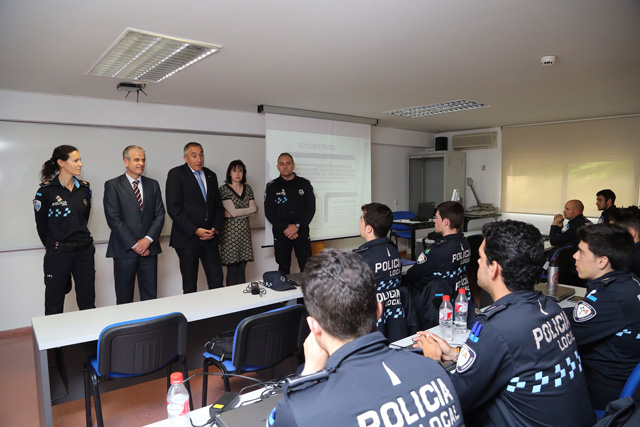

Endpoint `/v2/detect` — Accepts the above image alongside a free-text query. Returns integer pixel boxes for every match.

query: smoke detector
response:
[540,55,557,66]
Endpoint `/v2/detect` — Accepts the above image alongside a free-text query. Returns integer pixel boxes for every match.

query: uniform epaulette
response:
[596,275,617,287]
[266,179,275,187]
[79,180,90,187]
[298,176,311,184]
[39,181,52,187]
[478,303,507,319]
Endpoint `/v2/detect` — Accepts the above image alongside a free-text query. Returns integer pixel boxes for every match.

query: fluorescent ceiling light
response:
[385,100,489,118]
[88,29,221,83]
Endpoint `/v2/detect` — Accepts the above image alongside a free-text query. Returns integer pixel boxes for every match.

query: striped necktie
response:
[133,180,142,210]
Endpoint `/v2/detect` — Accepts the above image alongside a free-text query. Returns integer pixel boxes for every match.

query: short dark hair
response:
[482,220,544,292]
[577,223,633,271]
[610,206,640,236]
[183,142,202,155]
[596,189,616,204]
[278,152,294,163]
[225,159,247,184]
[302,249,377,340]
[437,201,465,230]
[361,203,393,238]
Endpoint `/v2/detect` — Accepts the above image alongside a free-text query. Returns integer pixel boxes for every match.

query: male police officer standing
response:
[353,203,409,341]
[264,153,315,274]
[569,223,640,410]
[269,249,463,427]
[417,220,594,426]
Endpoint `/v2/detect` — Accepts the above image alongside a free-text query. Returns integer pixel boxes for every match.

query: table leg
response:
[34,338,53,426]
[411,226,417,261]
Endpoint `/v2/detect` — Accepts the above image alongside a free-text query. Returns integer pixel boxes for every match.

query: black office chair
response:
[201,304,308,406]
[544,245,586,287]
[83,312,191,427]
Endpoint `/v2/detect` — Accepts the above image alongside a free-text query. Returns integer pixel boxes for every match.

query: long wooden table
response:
[32,284,302,427]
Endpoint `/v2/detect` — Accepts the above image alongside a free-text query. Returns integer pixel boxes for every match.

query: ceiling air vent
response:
[451,132,497,150]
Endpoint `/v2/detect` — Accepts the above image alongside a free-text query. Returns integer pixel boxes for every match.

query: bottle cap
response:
[170,372,184,385]
[442,295,450,301]
[458,288,466,294]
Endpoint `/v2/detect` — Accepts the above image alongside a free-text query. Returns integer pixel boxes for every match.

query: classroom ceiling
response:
[1,1,639,133]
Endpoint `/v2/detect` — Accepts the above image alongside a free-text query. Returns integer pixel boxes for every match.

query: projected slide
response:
[265,114,371,244]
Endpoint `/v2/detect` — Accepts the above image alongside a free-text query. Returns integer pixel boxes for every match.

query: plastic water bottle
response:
[167,372,191,426]
[454,288,468,334]
[439,295,453,340]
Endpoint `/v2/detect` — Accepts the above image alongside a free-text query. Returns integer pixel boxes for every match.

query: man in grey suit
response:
[104,145,165,304]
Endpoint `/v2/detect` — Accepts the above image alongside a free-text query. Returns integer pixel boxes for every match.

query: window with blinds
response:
[501,116,640,216]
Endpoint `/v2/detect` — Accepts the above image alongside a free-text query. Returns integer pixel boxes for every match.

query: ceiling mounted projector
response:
[117,82,146,91]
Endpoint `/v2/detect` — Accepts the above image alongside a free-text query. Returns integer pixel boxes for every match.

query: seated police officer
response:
[404,201,471,328]
[353,202,411,341]
[269,249,463,427]
[417,220,594,426]
[569,223,640,410]
[549,199,590,247]
[610,206,640,277]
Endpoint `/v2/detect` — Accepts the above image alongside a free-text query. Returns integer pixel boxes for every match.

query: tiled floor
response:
[0,331,292,426]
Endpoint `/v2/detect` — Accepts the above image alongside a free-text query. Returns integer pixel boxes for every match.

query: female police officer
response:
[34,145,95,315]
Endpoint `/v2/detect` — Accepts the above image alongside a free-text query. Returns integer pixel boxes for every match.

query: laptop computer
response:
[535,283,575,302]
[215,393,283,427]
[286,272,304,287]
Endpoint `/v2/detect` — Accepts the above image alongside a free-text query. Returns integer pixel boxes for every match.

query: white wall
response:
[0,90,431,331]
[436,127,502,210]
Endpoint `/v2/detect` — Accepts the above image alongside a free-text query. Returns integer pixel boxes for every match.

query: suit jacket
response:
[166,164,224,248]
[104,174,165,258]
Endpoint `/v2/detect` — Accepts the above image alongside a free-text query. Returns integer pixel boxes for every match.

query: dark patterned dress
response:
[219,184,255,265]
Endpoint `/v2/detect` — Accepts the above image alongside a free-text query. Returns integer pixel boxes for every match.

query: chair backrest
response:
[97,312,188,376]
[553,245,586,286]
[621,361,640,399]
[391,211,417,232]
[231,304,307,369]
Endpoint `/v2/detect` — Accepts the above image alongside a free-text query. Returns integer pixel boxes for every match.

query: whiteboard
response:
[0,121,265,251]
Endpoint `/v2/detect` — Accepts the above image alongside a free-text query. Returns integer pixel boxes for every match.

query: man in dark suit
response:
[166,142,225,293]
[104,145,165,304]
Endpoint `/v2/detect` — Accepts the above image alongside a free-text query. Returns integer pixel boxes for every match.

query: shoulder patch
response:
[573,301,596,322]
[33,199,42,211]
[456,344,476,373]
[417,252,427,264]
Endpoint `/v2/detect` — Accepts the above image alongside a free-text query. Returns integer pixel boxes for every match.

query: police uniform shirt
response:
[568,270,640,386]
[33,176,92,245]
[451,291,594,427]
[405,233,471,292]
[354,238,408,341]
[549,214,591,247]
[264,175,315,231]
[599,205,616,224]
[269,332,464,427]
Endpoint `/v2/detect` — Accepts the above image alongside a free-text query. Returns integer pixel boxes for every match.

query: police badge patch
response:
[299,189,304,195]
[417,252,427,264]
[83,199,88,206]
[573,301,596,322]
[456,344,476,373]
[33,200,42,211]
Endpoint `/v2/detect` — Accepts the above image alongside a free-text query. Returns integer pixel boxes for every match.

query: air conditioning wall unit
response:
[451,132,497,150]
